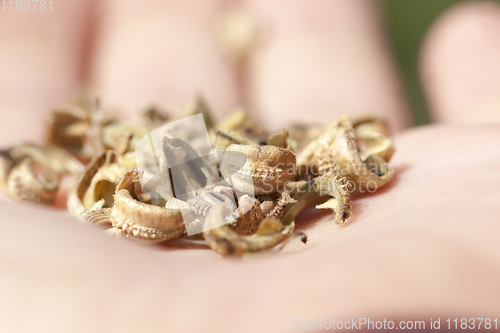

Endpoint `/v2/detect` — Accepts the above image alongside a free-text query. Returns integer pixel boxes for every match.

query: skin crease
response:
[1,0,500,332]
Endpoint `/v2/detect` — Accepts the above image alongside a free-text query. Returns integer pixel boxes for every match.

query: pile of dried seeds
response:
[0,96,396,256]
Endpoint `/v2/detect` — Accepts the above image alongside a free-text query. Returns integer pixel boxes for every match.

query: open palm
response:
[1,1,499,332]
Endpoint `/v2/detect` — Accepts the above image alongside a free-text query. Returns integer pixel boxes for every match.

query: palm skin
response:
[1,1,499,332]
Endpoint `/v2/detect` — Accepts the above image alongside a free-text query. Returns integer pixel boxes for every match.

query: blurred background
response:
[1,0,499,144]
[383,0,498,125]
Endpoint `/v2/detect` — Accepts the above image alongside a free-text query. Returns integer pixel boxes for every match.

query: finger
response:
[420,1,500,123]
[244,0,411,132]
[91,0,239,119]
[0,0,92,146]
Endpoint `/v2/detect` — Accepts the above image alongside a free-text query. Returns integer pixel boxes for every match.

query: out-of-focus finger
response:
[244,0,411,132]
[0,1,92,146]
[91,0,239,120]
[420,1,500,123]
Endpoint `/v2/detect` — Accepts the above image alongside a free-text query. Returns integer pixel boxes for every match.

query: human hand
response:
[1,1,499,332]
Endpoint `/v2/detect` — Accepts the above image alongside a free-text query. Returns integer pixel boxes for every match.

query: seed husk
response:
[203,203,295,256]
[1,93,399,257]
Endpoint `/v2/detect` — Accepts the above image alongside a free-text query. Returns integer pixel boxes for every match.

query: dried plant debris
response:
[315,116,395,195]
[297,115,395,195]
[203,203,294,256]
[259,190,297,220]
[213,128,256,151]
[230,194,263,235]
[67,150,127,222]
[353,116,395,162]
[5,158,59,204]
[220,144,296,195]
[101,123,147,153]
[217,108,267,139]
[108,169,186,243]
[266,128,298,152]
[282,176,351,225]
[1,93,397,257]
[0,144,83,204]
[45,96,113,158]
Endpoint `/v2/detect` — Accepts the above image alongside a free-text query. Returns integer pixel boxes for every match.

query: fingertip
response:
[245,0,411,132]
[91,0,239,120]
[0,0,92,146]
[420,1,500,123]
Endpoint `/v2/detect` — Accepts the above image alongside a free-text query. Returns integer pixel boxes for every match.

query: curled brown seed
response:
[220,144,296,195]
[262,190,297,220]
[45,102,92,157]
[315,115,395,195]
[113,132,138,169]
[231,194,263,235]
[45,96,112,158]
[6,158,59,204]
[259,196,275,217]
[9,144,84,176]
[282,175,351,225]
[81,155,126,209]
[67,150,126,222]
[110,168,185,242]
[353,117,395,162]
[217,108,267,139]
[203,203,294,256]
[352,116,391,137]
[266,128,297,152]
[0,144,83,204]
[101,123,147,153]
[213,128,256,151]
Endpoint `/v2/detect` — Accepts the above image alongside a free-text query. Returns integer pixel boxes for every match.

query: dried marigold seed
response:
[0,92,400,257]
[67,150,126,222]
[220,144,296,195]
[263,190,297,220]
[231,194,263,235]
[213,128,256,151]
[0,144,83,205]
[6,158,59,204]
[110,168,185,243]
[314,115,395,195]
[217,108,267,139]
[353,117,395,163]
[203,203,294,256]
[282,175,351,225]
